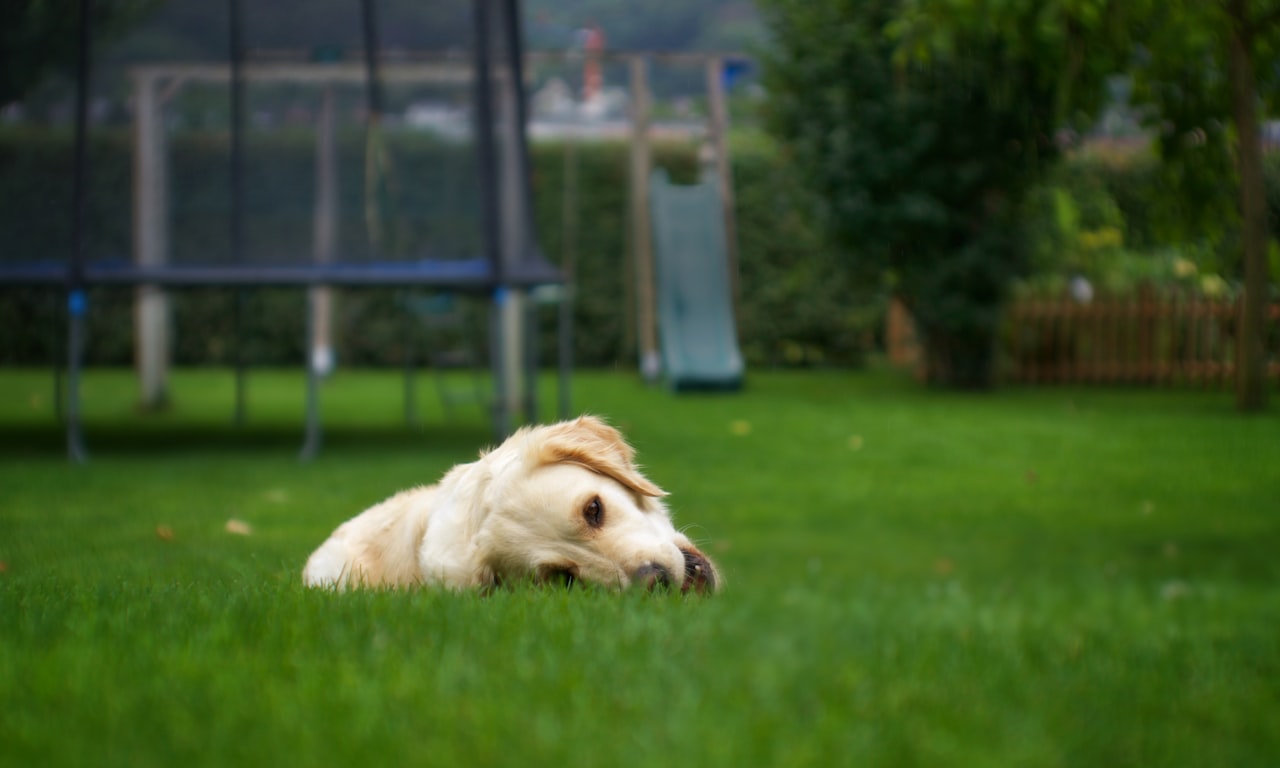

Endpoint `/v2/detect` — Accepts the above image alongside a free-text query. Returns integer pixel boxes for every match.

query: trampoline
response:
[0,0,566,459]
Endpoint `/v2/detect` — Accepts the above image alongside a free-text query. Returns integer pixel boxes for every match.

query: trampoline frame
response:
[1,0,568,460]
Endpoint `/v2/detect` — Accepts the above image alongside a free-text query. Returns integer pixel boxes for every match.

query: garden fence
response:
[888,291,1280,387]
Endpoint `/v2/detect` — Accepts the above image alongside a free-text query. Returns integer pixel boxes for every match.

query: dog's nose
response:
[680,548,717,594]
[633,562,672,591]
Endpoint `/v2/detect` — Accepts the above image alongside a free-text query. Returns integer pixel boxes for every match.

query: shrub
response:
[0,128,875,369]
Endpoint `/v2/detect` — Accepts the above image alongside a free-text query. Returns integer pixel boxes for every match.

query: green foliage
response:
[0,129,875,369]
[1124,3,1241,246]
[2,368,1280,765]
[759,0,1118,388]
[1020,145,1280,298]
[1020,149,1225,296]
[0,0,160,106]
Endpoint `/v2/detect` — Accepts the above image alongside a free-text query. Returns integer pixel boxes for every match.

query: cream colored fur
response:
[302,416,718,593]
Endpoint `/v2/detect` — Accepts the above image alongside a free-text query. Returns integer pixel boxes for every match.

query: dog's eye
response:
[583,496,604,528]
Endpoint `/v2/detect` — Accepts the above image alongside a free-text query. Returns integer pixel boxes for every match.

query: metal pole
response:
[523,297,538,424]
[66,0,92,462]
[299,287,322,461]
[361,0,387,256]
[501,0,539,425]
[403,297,417,426]
[361,0,385,119]
[229,0,248,426]
[474,0,510,439]
[52,290,64,423]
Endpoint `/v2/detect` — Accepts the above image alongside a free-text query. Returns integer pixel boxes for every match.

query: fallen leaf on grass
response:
[155,525,175,541]
[1161,580,1189,601]
[729,420,752,436]
[848,434,864,451]
[933,558,955,576]
[0,561,8,574]
[225,519,253,536]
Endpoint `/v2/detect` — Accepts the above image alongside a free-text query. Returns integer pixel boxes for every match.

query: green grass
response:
[2,367,1279,766]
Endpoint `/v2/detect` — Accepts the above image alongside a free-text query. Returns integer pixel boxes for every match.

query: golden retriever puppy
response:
[302,415,718,593]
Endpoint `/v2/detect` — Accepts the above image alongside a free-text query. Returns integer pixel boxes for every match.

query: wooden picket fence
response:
[887,292,1280,387]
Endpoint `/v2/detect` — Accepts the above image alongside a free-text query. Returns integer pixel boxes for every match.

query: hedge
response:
[0,128,871,369]
[1,129,1274,370]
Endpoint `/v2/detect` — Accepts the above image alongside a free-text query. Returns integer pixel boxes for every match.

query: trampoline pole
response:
[229,0,247,427]
[557,284,572,420]
[66,0,92,463]
[402,291,417,427]
[523,296,537,424]
[488,290,506,439]
[474,0,508,439]
[360,0,384,120]
[299,286,322,461]
[52,290,64,424]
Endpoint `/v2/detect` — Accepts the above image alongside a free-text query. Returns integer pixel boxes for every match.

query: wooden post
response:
[628,55,659,382]
[705,56,740,318]
[132,71,170,410]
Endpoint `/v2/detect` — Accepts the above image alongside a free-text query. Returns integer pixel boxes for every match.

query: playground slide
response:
[648,169,744,391]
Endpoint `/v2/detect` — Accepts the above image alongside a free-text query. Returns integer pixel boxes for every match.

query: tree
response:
[1,0,159,107]
[1126,0,1278,411]
[758,0,1119,388]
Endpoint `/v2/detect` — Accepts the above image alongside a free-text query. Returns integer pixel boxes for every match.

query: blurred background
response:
[1,0,1276,403]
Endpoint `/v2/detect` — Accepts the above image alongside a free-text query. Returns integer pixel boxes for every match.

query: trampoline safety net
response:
[0,0,565,458]
[1,0,556,288]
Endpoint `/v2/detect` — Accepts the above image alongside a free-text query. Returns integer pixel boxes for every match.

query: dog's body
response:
[303,416,718,593]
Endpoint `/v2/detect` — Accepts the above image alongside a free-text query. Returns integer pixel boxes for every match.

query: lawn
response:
[2,366,1278,766]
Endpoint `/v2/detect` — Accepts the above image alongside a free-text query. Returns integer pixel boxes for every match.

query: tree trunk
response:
[921,325,997,390]
[1227,0,1270,411]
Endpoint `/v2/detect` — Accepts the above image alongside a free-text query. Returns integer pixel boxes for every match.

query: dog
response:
[302,415,718,594]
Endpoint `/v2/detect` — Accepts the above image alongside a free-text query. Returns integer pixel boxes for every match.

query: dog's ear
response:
[532,416,666,498]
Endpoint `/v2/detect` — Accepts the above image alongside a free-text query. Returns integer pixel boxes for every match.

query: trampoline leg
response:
[404,358,417,427]
[489,292,508,440]
[402,293,417,427]
[234,290,247,426]
[557,286,573,420]
[299,368,321,461]
[299,290,322,461]
[66,290,88,463]
[490,287,526,440]
[523,296,538,424]
[53,290,65,424]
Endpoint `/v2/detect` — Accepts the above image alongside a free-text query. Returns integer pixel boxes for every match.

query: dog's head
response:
[475,416,719,594]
